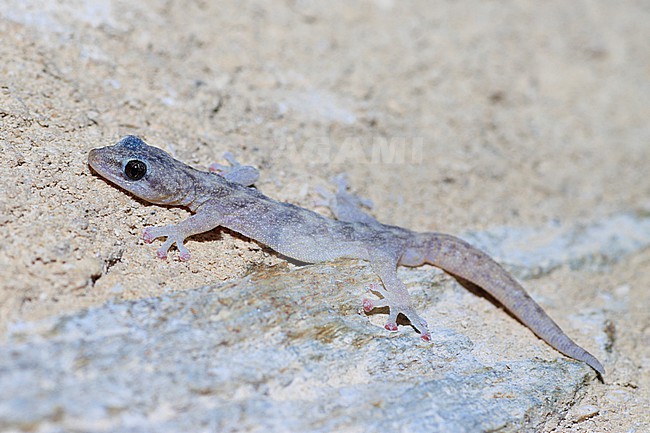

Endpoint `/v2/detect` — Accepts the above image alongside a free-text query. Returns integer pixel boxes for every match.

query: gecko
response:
[88,135,605,376]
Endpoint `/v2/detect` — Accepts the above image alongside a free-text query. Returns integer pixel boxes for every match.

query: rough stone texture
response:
[0,1,649,432]
[0,261,595,433]
[465,212,650,279]
[3,213,650,432]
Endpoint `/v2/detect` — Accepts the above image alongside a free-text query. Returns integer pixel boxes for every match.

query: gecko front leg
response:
[208,152,259,187]
[143,202,223,261]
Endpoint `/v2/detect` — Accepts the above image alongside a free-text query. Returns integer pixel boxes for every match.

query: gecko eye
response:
[124,160,147,180]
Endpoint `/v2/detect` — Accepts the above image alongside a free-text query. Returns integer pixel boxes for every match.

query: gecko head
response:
[88,136,196,205]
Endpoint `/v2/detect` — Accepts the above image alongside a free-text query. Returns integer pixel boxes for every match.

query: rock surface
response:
[4,212,650,432]
[0,261,594,433]
[1,1,648,432]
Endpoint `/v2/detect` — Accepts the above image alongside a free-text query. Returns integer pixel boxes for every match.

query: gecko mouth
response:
[87,148,123,185]
[87,149,102,173]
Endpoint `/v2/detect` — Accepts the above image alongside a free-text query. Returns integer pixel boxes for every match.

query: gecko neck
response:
[184,170,241,212]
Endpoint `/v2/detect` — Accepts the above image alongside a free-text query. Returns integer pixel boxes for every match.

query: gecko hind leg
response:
[315,174,379,225]
[365,254,432,341]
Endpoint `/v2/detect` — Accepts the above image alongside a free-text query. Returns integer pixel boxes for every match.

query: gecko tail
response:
[404,232,605,376]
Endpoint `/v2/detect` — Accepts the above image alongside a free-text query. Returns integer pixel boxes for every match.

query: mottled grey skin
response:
[88,136,605,376]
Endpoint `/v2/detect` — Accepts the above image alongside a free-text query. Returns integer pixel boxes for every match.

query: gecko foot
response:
[314,174,378,225]
[385,322,398,332]
[143,226,191,261]
[363,284,431,341]
[208,152,259,186]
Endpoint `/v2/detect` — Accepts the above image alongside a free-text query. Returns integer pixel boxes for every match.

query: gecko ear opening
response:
[124,159,147,180]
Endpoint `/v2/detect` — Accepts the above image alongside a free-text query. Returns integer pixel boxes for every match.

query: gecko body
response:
[88,135,604,376]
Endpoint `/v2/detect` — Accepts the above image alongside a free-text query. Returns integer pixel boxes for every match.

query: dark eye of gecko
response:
[124,160,147,180]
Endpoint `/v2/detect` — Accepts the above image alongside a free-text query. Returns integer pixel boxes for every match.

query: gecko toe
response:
[143,228,155,244]
[362,298,375,312]
[155,238,176,260]
[177,244,191,261]
[208,163,225,174]
[143,226,169,243]
[362,296,389,312]
[384,322,398,332]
